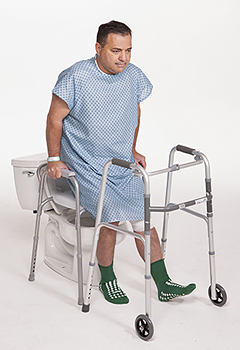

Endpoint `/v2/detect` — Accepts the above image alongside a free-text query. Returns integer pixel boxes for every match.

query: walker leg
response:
[135,195,154,341]
[144,195,152,318]
[161,148,176,257]
[28,171,49,282]
[82,225,100,312]
[205,178,217,300]
[207,211,227,306]
[76,209,86,306]
[28,210,42,281]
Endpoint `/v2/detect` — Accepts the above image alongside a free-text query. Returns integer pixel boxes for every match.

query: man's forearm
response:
[46,94,70,157]
[46,118,62,157]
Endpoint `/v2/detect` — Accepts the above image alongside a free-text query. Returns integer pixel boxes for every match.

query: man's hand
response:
[46,160,69,179]
[132,150,146,169]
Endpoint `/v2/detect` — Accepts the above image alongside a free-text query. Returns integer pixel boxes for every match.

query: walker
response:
[82,145,227,341]
[14,145,227,341]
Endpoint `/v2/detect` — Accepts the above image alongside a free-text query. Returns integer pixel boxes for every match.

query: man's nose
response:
[119,51,126,62]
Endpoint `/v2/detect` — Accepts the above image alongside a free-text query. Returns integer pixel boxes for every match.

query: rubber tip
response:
[82,304,90,313]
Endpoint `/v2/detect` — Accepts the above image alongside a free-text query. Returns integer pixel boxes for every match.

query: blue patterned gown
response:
[52,56,153,222]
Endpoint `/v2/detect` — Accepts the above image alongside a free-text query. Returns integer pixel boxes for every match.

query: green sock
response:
[151,259,196,302]
[98,262,129,304]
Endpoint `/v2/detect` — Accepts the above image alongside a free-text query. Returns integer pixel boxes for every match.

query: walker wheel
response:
[135,314,154,341]
[208,284,227,307]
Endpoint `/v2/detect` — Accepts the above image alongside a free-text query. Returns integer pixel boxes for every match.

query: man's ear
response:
[95,42,101,56]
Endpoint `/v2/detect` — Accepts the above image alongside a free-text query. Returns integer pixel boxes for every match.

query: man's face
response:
[95,33,132,75]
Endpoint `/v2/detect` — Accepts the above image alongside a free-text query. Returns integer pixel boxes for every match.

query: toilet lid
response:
[11,153,47,167]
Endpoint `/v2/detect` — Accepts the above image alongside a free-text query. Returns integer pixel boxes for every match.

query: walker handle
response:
[61,169,76,178]
[112,158,134,169]
[176,145,196,155]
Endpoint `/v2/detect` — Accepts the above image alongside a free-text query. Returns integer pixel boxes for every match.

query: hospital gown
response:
[52,56,153,222]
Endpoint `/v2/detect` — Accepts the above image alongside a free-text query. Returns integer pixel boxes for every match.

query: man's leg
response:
[96,222,129,304]
[135,227,196,302]
[134,227,163,263]
[96,222,118,267]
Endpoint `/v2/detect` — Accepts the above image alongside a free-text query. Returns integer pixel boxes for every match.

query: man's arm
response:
[132,103,147,169]
[46,94,70,179]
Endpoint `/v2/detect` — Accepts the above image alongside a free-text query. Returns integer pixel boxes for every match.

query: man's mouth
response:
[116,63,126,67]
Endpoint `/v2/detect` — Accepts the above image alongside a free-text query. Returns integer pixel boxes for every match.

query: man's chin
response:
[114,64,127,73]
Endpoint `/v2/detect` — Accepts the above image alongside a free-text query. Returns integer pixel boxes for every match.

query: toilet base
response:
[44,210,101,286]
[44,210,128,286]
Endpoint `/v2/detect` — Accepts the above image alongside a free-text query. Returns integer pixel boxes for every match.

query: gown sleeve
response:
[136,68,153,104]
[52,67,76,111]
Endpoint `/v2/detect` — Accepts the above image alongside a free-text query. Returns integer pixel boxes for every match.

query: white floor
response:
[1,187,240,350]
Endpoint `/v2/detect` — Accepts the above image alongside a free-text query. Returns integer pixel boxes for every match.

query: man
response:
[46,20,196,304]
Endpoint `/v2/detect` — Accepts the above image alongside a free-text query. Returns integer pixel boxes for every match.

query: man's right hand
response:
[46,160,69,179]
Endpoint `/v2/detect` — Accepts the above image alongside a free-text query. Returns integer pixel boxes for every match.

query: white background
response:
[1,1,240,349]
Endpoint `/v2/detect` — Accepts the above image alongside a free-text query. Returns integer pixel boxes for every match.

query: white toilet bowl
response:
[11,153,127,286]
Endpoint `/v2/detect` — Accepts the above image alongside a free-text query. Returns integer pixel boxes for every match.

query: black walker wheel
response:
[135,314,154,341]
[208,283,227,307]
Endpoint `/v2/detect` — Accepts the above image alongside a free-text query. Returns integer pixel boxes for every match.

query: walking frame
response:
[28,145,227,341]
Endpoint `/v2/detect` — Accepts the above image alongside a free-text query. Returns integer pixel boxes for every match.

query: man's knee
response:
[99,222,119,238]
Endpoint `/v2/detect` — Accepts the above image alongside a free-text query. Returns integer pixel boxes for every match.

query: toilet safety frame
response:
[28,145,227,341]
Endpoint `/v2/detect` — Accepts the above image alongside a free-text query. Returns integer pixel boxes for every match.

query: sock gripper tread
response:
[151,259,196,302]
[98,262,129,304]
[158,279,196,302]
[99,279,129,304]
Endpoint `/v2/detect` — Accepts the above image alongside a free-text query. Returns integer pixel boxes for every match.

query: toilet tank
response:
[11,153,47,210]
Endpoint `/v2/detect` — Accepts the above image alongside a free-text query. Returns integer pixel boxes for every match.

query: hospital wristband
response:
[47,156,61,162]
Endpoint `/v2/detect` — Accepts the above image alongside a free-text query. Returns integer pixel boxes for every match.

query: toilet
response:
[11,153,127,286]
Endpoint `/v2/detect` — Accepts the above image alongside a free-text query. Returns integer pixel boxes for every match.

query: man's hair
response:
[97,20,132,47]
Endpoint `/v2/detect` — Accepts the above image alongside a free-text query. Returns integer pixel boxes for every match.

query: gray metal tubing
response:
[176,206,208,223]
[69,176,84,306]
[161,147,177,257]
[150,195,208,213]
[28,170,52,281]
[29,167,87,306]
[77,206,86,306]
[148,157,203,256]
[207,217,217,299]
[193,152,217,299]
[125,163,152,317]
[83,160,152,318]
[168,202,217,299]
[59,169,85,305]
[28,197,53,281]
[193,151,211,179]
[83,222,146,309]
[83,160,113,311]
[147,159,203,177]
[161,147,203,250]
[36,163,48,182]
[94,160,113,228]
[161,148,209,253]
[160,147,217,300]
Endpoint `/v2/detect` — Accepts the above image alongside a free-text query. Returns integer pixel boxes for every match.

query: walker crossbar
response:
[150,195,208,213]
